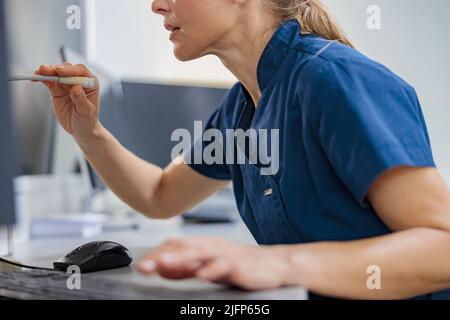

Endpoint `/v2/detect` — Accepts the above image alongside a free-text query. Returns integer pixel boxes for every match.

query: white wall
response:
[324,0,450,183]
[88,0,450,183]
[87,0,235,86]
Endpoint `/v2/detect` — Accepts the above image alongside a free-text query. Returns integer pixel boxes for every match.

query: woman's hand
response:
[36,63,100,137]
[137,237,292,291]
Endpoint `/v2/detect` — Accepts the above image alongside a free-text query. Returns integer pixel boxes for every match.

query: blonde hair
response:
[265,0,354,47]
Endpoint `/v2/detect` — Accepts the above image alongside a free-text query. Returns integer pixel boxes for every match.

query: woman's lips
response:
[169,28,181,40]
[164,23,181,40]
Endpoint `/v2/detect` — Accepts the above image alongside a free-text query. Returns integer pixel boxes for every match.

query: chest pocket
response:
[240,163,305,245]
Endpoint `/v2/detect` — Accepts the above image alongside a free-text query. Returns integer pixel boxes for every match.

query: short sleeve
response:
[303,60,435,206]
[184,94,233,181]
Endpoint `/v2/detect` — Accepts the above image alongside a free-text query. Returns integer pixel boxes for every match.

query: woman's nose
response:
[152,0,170,15]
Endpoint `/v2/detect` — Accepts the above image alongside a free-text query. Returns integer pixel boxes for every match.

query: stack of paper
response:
[31,213,107,238]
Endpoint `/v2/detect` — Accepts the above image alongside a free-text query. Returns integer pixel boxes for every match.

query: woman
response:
[36,0,450,299]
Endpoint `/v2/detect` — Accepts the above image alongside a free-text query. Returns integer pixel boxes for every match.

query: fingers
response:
[69,85,96,117]
[138,250,209,279]
[151,252,204,280]
[69,84,85,96]
[137,238,218,280]
[137,254,198,280]
[197,258,232,282]
[137,238,276,291]
[36,63,92,77]
[138,238,186,271]
[137,238,186,275]
[35,65,69,97]
[38,64,58,76]
[35,63,96,91]
[54,63,94,77]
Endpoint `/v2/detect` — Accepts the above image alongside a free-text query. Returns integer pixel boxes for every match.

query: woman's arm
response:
[284,227,450,299]
[138,166,450,299]
[38,63,228,220]
[75,124,229,219]
[283,166,450,299]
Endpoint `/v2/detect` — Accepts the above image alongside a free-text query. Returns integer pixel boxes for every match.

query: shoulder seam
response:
[315,40,338,57]
[290,42,339,64]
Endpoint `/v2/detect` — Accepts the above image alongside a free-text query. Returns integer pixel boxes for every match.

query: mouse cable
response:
[0,256,56,272]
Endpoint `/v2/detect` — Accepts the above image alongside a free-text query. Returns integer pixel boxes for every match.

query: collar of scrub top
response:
[254,19,302,94]
[235,19,302,132]
[236,18,301,123]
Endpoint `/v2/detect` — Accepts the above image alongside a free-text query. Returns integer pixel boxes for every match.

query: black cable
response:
[0,257,56,272]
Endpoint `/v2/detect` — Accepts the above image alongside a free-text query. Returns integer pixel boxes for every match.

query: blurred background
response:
[2,0,450,243]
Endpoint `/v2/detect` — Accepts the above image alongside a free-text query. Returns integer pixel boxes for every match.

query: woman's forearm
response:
[73,123,165,217]
[282,228,450,299]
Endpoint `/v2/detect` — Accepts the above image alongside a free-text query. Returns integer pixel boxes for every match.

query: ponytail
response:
[266,0,354,48]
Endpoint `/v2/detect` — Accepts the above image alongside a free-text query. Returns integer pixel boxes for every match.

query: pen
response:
[9,74,97,89]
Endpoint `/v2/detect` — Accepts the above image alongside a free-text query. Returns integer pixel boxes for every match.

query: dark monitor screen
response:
[100,81,229,169]
[0,0,18,226]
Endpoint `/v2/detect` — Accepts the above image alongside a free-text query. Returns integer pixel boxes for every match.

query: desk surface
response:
[9,218,307,300]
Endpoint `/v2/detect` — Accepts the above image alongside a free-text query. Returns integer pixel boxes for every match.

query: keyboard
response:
[0,269,249,300]
[182,190,238,224]
[183,207,236,223]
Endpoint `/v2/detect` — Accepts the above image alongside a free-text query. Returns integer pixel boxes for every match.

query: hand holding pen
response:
[23,64,101,138]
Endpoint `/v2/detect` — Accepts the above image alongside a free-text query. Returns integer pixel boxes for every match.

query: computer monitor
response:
[101,82,238,223]
[0,0,19,228]
[104,81,228,168]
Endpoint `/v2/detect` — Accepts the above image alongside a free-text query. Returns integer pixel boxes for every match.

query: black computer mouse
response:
[53,241,133,273]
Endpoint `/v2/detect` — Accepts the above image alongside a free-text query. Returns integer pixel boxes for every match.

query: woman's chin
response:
[173,45,203,62]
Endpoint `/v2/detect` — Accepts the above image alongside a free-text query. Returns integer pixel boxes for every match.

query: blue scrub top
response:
[186,19,449,299]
